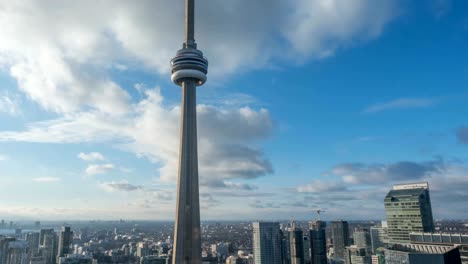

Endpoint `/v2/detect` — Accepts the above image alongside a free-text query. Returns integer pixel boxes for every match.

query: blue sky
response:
[0,0,467,220]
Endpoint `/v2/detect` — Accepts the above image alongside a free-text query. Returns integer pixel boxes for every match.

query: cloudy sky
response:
[0,0,467,221]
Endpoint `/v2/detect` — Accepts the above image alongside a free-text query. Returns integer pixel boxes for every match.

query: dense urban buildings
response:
[331,220,350,261]
[252,222,282,264]
[384,182,434,244]
[170,0,209,263]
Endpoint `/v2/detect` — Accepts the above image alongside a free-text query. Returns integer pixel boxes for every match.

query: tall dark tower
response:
[170,0,208,263]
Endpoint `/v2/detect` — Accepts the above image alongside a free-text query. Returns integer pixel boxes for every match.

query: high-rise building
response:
[309,221,327,264]
[332,220,350,261]
[0,237,16,264]
[57,226,72,261]
[353,229,371,253]
[6,240,29,264]
[170,0,208,263]
[288,223,304,264]
[344,246,371,264]
[253,222,282,264]
[384,182,434,243]
[26,232,40,256]
[410,232,468,264]
[385,244,461,264]
[40,232,58,264]
[39,229,55,247]
[302,236,310,264]
[370,225,388,254]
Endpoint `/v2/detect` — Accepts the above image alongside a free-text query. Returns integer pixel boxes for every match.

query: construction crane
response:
[315,210,326,221]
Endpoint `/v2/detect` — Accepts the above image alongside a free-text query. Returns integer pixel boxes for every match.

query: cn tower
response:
[170,0,208,263]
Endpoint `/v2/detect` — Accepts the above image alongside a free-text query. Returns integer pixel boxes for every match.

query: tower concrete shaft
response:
[171,0,207,263]
[173,80,201,264]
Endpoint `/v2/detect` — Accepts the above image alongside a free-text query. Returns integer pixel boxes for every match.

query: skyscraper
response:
[253,222,282,264]
[170,0,208,263]
[309,221,327,264]
[288,222,304,264]
[353,229,371,253]
[331,220,349,261]
[370,224,388,254]
[384,182,434,244]
[57,226,72,261]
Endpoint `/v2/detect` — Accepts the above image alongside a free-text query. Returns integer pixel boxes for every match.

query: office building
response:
[58,254,93,264]
[384,182,434,243]
[309,221,327,264]
[288,222,304,264]
[57,226,73,261]
[353,229,371,252]
[410,232,468,263]
[5,240,29,264]
[253,222,282,264]
[344,246,371,264]
[40,232,58,264]
[0,237,16,264]
[385,244,461,264]
[170,0,209,262]
[369,226,388,253]
[302,236,310,264]
[332,220,350,260]
[26,232,40,256]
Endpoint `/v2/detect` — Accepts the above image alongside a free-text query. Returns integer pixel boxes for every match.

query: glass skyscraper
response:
[331,220,350,261]
[309,221,327,264]
[384,182,434,244]
[253,222,282,264]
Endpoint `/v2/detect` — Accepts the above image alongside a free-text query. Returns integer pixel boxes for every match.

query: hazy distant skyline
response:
[0,1,467,220]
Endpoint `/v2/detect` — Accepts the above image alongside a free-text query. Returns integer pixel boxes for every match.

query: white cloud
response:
[0,89,273,186]
[0,94,21,116]
[297,180,347,193]
[32,177,61,183]
[363,98,435,113]
[0,1,398,114]
[85,163,115,176]
[78,152,105,161]
[0,154,7,161]
[99,181,142,192]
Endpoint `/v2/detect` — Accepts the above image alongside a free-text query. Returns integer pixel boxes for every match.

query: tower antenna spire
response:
[185,0,196,48]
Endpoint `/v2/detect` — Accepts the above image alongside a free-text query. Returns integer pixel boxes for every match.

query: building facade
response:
[410,232,468,263]
[331,220,350,261]
[309,221,327,264]
[384,182,434,244]
[253,222,282,264]
[385,244,461,264]
[369,226,388,253]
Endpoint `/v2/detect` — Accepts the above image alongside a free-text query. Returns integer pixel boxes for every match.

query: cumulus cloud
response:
[0,1,399,114]
[297,180,347,193]
[332,159,443,184]
[99,181,142,192]
[363,98,436,113]
[32,177,61,183]
[456,126,468,144]
[0,89,273,187]
[78,152,105,161]
[85,164,115,176]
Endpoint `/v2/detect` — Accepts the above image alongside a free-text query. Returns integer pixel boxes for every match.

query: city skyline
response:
[0,1,468,220]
